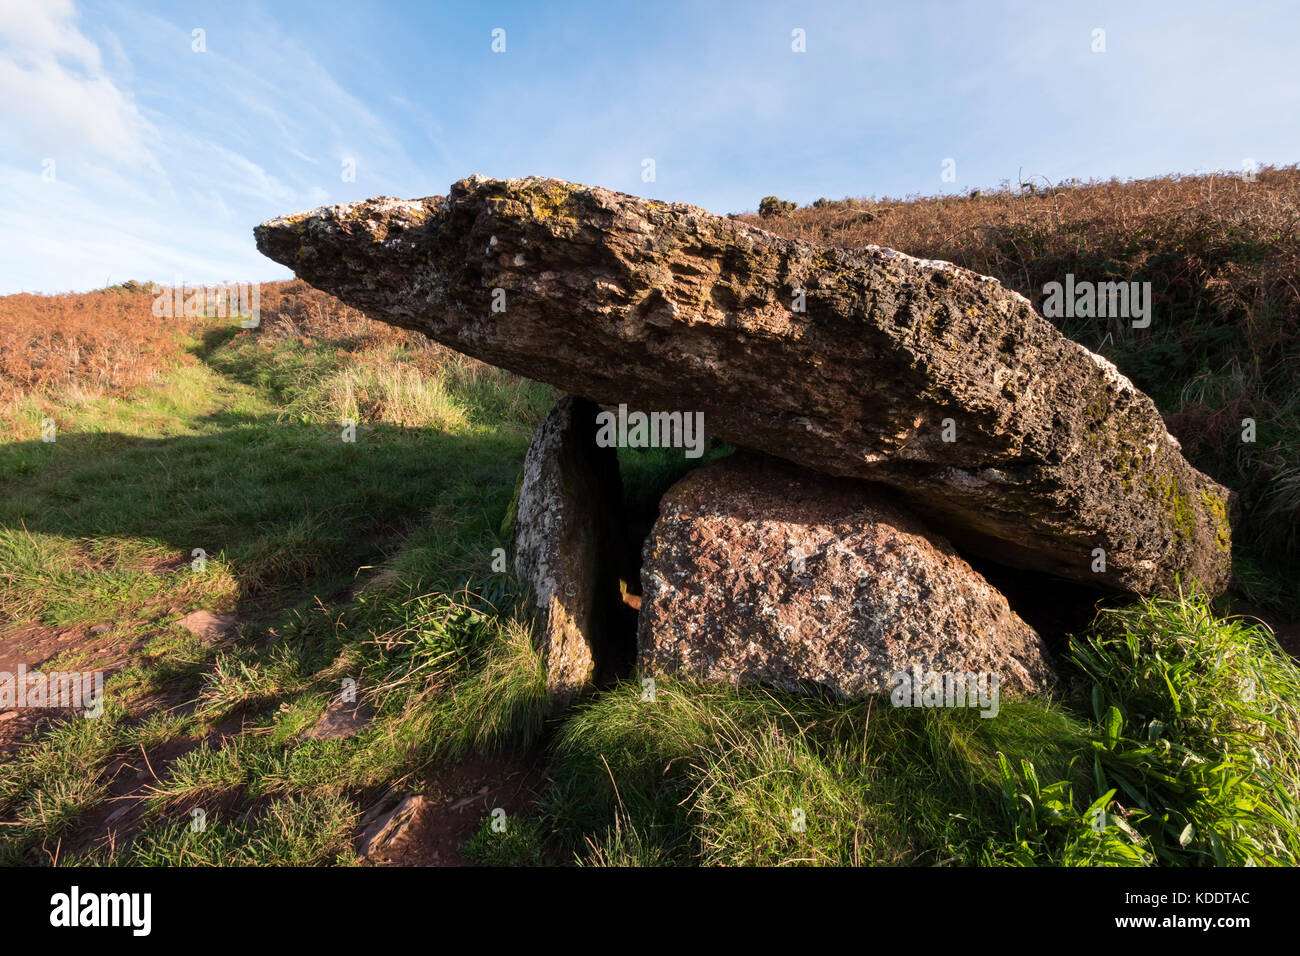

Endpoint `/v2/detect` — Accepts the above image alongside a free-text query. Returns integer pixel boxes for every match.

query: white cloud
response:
[0,0,159,169]
[0,163,291,292]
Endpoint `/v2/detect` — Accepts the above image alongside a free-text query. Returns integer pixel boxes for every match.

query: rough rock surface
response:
[356,794,432,862]
[638,454,1055,697]
[255,175,1233,596]
[303,696,372,741]
[512,395,624,702]
[175,610,236,641]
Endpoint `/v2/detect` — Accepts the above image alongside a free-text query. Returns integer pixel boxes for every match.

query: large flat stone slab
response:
[255,175,1233,596]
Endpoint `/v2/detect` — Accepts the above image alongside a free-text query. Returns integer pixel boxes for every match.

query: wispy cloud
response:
[0,0,159,170]
[0,0,1297,295]
[0,0,435,292]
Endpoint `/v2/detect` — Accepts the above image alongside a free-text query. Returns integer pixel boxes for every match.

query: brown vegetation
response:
[0,283,182,404]
[0,279,436,410]
[741,166,1300,604]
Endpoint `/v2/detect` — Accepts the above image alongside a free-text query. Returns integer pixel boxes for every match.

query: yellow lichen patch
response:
[1200,488,1233,552]
[512,180,582,224]
[1142,469,1197,544]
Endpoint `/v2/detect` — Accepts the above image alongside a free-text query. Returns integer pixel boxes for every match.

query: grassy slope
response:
[1,168,1299,866]
[0,318,552,864]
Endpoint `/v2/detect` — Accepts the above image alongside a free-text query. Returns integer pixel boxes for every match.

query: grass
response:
[461,813,548,866]
[119,794,359,867]
[542,593,1300,867]
[2,168,1299,866]
[545,677,1081,866]
[1069,594,1300,865]
[0,296,553,865]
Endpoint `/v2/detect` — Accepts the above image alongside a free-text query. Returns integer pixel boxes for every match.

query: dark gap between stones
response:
[960,553,1110,659]
[592,432,735,685]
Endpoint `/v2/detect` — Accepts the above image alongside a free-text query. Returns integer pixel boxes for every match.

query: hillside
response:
[738,166,1300,614]
[1,169,1298,867]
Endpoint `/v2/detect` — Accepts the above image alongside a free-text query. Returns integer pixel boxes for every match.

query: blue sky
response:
[1,0,1297,293]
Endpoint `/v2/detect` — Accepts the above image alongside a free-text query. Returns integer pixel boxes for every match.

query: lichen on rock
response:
[255,174,1234,597]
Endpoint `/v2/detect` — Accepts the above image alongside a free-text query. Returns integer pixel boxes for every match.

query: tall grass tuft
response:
[546,592,1300,867]
[1069,591,1300,865]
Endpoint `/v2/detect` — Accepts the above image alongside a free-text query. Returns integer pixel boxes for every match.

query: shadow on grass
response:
[0,415,527,624]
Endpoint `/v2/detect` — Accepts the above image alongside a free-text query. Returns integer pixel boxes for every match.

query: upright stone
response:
[512,395,624,703]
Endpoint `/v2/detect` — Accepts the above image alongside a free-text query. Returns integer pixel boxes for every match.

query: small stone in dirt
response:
[103,801,135,826]
[448,786,490,812]
[176,610,237,641]
[357,794,433,862]
[303,697,372,740]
